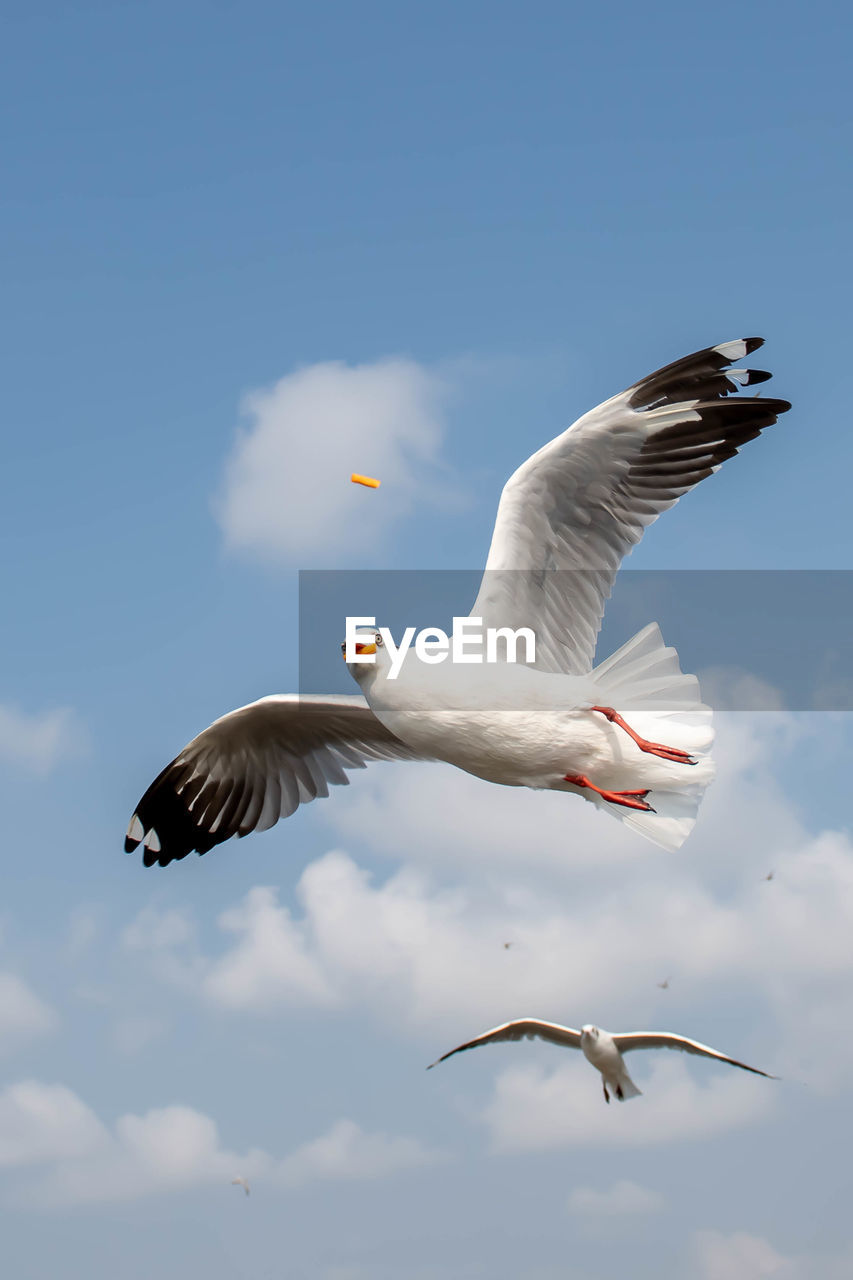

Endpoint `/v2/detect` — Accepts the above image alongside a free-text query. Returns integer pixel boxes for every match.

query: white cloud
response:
[203,886,338,1011]
[217,357,455,563]
[276,1118,443,1188]
[121,905,204,990]
[566,1178,665,1217]
[0,704,77,773]
[33,1101,271,1206]
[132,814,847,1075]
[0,974,56,1055]
[0,1080,437,1207]
[0,1082,107,1168]
[691,1230,797,1280]
[121,905,196,954]
[688,1231,853,1280]
[481,1055,771,1151]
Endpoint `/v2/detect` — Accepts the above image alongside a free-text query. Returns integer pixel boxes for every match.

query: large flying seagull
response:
[125,338,789,866]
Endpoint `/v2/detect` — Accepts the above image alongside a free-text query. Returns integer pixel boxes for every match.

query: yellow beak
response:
[354,642,377,655]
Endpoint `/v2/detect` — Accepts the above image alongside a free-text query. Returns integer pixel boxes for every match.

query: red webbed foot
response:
[591,706,697,766]
[563,774,656,812]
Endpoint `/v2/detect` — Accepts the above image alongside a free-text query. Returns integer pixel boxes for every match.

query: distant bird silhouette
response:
[656,977,670,990]
[765,871,774,881]
[504,942,513,950]
[231,1177,250,1196]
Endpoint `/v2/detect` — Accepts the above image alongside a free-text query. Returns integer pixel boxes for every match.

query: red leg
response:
[591,706,697,765]
[563,773,655,813]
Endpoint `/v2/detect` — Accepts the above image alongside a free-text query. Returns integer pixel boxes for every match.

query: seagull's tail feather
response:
[591,622,702,711]
[591,622,715,852]
[617,787,712,853]
[614,1071,642,1102]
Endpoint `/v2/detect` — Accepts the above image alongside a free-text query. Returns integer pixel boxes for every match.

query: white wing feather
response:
[428,1019,582,1068]
[470,339,789,673]
[125,694,431,866]
[613,1031,774,1076]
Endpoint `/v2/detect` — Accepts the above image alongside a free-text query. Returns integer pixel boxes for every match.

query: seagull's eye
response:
[375,632,384,647]
[340,642,346,653]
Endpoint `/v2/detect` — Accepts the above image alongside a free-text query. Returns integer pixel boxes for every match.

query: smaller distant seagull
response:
[504,942,513,950]
[765,871,775,881]
[351,472,380,488]
[657,977,671,990]
[428,1020,775,1104]
[231,1177,250,1196]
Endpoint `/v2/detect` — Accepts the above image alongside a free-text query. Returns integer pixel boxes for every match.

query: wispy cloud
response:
[567,1178,665,1217]
[0,975,56,1056]
[690,1230,853,1280]
[276,1118,444,1188]
[110,1015,167,1056]
[691,1230,797,1280]
[0,704,78,774]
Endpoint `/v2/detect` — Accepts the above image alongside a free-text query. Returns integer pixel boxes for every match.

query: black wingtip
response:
[124,836,140,853]
[743,336,764,353]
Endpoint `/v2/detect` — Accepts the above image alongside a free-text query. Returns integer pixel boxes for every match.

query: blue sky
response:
[2,2,852,1277]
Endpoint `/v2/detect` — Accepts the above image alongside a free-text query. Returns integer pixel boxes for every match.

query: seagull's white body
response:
[428,1019,774,1104]
[349,626,714,850]
[355,657,626,786]
[125,338,790,867]
[579,1026,644,1103]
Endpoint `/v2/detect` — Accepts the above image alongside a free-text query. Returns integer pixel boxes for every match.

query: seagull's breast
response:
[581,1031,623,1072]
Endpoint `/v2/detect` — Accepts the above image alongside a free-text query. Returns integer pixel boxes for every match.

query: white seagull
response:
[231,1176,250,1196]
[427,1019,775,1103]
[125,338,789,866]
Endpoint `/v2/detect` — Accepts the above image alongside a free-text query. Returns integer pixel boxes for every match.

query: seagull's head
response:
[341,628,390,685]
[581,1024,599,1041]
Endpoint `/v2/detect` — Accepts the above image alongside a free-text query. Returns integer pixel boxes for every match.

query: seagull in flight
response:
[427,1019,775,1104]
[125,339,789,867]
[231,1177,250,1196]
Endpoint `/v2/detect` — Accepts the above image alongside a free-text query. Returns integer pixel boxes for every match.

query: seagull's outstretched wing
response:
[427,1019,582,1068]
[125,695,431,867]
[613,1031,774,1077]
[471,338,791,674]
